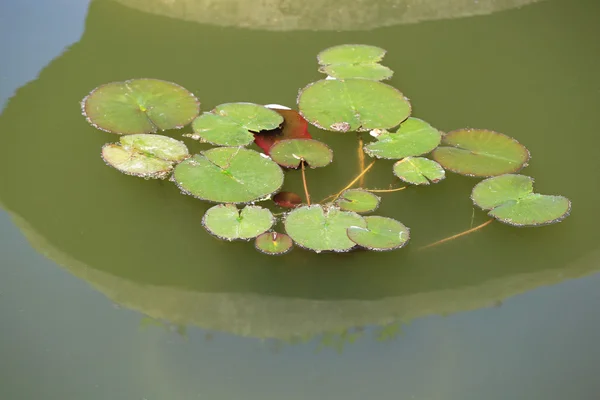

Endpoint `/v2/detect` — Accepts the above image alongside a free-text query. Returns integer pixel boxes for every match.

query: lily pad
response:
[254,108,312,154]
[431,129,530,177]
[471,174,571,226]
[173,147,284,203]
[273,191,303,208]
[393,157,445,185]
[82,79,200,134]
[347,216,410,251]
[202,204,275,240]
[188,103,283,147]
[363,118,441,159]
[101,134,189,179]
[297,79,411,132]
[269,139,333,168]
[337,189,380,213]
[255,232,294,255]
[284,205,366,253]
[317,44,387,65]
[320,63,393,81]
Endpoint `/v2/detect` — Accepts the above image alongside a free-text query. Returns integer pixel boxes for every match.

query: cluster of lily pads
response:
[81,44,571,255]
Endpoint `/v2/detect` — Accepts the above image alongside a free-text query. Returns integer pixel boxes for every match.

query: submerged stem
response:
[321,161,376,203]
[367,186,407,193]
[357,134,365,187]
[419,219,494,250]
[301,161,311,205]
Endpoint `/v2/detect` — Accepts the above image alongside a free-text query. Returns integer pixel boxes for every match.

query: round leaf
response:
[319,64,393,81]
[488,194,571,227]
[202,204,275,240]
[189,113,254,146]
[317,45,386,65]
[471,174,571,227]
[82,79,200,134]
[347,216,410,251]
[173,147,284,203]
[214,103,283,132]
[363,118,441,159]
[273,191,303,208]
[471,174,534,209]
[102,134,189,179]
[269,139,333,168]
[393,157,445,185]
[297,79,411,132]
[255,232,294,255]
[284,205,366,253]
[431,129,530,177]
[337,189,380,213]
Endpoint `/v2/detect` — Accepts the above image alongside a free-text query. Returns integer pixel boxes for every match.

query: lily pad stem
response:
[301,161,311,205]
[321,161,376,203]
[367,186,407,193]
[418,219,494,250]
[358,134,365,187]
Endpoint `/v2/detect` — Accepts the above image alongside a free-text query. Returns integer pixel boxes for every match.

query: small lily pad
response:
[471,174,571,226]
[363,118,441,159]
[202,204,275,240]
[320,64,394,81]
[297,79,411,132]
[173,147,284,203]
[82,79,200,134]
[188,103,283,147]
[273,191,303,208]
[269,139,333,168]
[254,108,312,154]
[347,216,410,251]
[102,134,189,179]
[337,189,380,213]
[255,232,294,255]
[431,129,530,177]
[284,205,366,253]
[393,157,445,185]
[318,44,387,65]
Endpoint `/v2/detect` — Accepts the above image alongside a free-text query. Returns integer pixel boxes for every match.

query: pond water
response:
[1,0,599,398]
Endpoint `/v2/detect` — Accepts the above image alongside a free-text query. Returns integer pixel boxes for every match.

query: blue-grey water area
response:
[1,0,599,399]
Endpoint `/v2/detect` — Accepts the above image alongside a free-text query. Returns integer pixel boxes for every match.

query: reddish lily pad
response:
[254,107,312,154]
[273,191,303,208]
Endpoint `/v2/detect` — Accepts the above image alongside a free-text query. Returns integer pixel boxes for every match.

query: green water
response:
[1,0,599,398]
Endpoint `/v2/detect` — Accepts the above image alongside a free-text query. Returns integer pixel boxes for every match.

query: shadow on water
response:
[1,0,599,340]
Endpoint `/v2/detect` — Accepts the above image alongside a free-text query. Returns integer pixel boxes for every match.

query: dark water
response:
[1,0,599,398]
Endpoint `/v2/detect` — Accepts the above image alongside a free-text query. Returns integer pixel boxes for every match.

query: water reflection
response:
[0,0,597,344]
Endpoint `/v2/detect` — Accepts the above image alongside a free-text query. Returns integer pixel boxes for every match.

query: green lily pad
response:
[320,64,394,81]
[202,204,275,240]
[284,205,366,253]
[317,44,387,65]
[269,139,333,168]
[173,147,284,204]
[471,174,571,226]
[82,79,200,134]
[347,216,410,251]
[101,134,189,179]
[255,232,294,255]
[393,157,445,185]
[431,129,530,177]
[297,79,411,132]
[337,189,380,213]
[187,103,283,147]
[363,118,441,159]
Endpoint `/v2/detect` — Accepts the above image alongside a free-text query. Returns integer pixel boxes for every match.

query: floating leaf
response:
[273,191,303,208]
[82,79,199,134]
[347,216,410,251]
[297,79,411,132]
[471,174,571,226]
[255,232,294,255]
[318,44,386,65]
[188,103,283,147]
[269,139,333,168]
[173,147,284,203]
[393,157,445,185]
[431,129,530,177]
[202,204,275,240]
[102,134,189,179]
[337,189,380,213]
[320,64,393,81]
[363,118,441,159]
[284,205,366,252]
[254,107,312,154]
